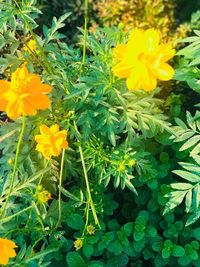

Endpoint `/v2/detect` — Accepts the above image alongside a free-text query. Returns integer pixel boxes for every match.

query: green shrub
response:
[0,1,199,266]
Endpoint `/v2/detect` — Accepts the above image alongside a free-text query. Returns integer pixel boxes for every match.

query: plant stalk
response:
[79,145,100,227]
[1,116,26,218]
[55,149,65,228]
[82,0,88,66]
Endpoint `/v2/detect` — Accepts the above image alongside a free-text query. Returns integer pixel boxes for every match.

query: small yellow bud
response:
[128,159,136,167]
[87,225,95,235]
[37,185,43,191]
[37,190,51,203]
[8,158,13,165]
[74,238,83,251]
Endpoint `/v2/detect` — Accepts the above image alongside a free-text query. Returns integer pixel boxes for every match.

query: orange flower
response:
[112,29,175,92]
[0,66,51,119]
[35,124,68,159]
[0,238,17,265]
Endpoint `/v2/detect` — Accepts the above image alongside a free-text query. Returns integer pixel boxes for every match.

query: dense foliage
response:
[0,0,199,266]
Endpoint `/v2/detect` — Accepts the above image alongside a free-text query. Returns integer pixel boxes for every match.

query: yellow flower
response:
[87,225,96,235]
[0,66,51,119]
[37,189,52,203]
[74,238,83,250]
[112,29,175,92]
[8,158,14,165]
[0,238,17,265]
[23,39,37,53]
[35,124,68,159]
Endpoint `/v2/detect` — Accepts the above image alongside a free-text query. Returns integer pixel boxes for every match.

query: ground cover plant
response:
[0,0,200,266]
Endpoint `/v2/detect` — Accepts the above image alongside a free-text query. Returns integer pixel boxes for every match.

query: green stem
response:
[13,0,55,74]
[79,145,100,227]
[82,0,88,67]
[82,200,90,236]
[0,116,26,218]
[38,159,49,186]
[55,149,65,228]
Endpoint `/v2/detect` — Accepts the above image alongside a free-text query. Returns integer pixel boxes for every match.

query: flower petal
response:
[143,29,160,55]
[113,44,127,61]
[152,62,175,81]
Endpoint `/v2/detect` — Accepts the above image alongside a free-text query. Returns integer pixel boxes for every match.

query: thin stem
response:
[13,0,54,74]
[79,145,100,227]
[0,116,26,218]
[55,149,65,228]
[82,0,88,67]
[38,159,49,186]
[82,200,90,236]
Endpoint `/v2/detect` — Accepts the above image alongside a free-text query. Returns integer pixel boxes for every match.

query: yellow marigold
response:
[112,29,175,92]
[74,238,83,251]
[0,66,51,119]
[37,190,52,203]
[35,124,68,159]
[0,238,17,265]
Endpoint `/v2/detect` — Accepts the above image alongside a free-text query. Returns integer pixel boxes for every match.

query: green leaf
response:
[180,162,200,174]
[185,190,192,212]
[89,262,104,267]
[123,222,134,236]
[83,244,94,258]
[164,191,187,214]
[186,209,200,226]
[66,252,86,267]
[170,183,193,190]
[193,228,200,241]
[134,231,145,241]
[161,248,171,259]
[193,184,200,209]
[66,214,84,230]
[106,254,129,267]
[179,135,200,151]
[172,245,185,257]
[152,240,163,252]
[178,255,192,266]
[189,249,198,260]
[146,226,157,237]
[172,170,200,183]
[98,232,115,250]
[107,240,123,255]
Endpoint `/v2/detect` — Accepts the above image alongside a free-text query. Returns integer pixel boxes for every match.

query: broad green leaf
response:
[66,252,86,267]
[172,245,185,257]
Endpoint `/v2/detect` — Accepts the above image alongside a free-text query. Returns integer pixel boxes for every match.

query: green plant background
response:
[0,0,200,266]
